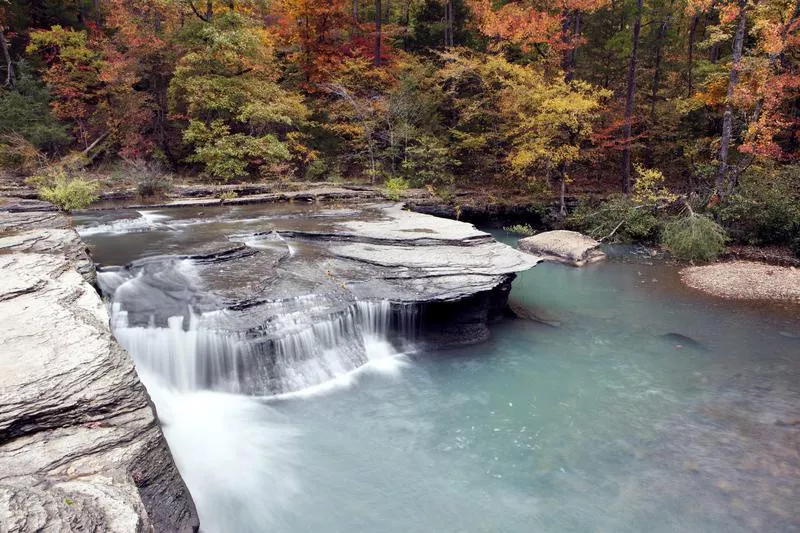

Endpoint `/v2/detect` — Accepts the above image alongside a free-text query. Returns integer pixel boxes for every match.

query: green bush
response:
[566,195,661,243]
[383,176,409,201]
[661,214,727,262]
[32,169,99,211]
[219,190,238,202]
[503,223,536,236]
[716,167,800,247]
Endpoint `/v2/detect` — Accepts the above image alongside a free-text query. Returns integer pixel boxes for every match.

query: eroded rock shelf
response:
[0,201,199,533]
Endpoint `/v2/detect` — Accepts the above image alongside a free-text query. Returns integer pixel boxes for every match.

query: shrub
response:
[383,176,409,201]
[0,133,46,174]
[503,223,536,236]
[661,214,727,262]
[31,168,99,211]
[219,190,238,202]
[716,167,800,247]
[566,195,661,243]
[125,158,174,197]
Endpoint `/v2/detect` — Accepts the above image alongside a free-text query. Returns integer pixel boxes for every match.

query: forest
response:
[1,0,799,259]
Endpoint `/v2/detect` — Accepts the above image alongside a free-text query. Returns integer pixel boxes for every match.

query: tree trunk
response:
[561,9,574,82]
[621,0,643,194]
[650,20,666,118]
[375,0,382,65]
[205,0,213,21]
[353,0,359,22]
[559,161,568,216]
[687,13,700,96]
[715,0,747,196]
[557,9,582,82]
[571,13,581,79]
[646,18,668,166]
[444,0,454,47]
[0,25,14,89]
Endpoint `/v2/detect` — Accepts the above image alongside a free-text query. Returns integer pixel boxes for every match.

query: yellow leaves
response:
[632,165,676,203]
[695,73,729,106]
[436,50,606,178]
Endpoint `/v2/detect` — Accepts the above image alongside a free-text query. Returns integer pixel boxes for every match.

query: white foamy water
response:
[106,266,416,395]
[78,210,170,236]
[138,370,301,533]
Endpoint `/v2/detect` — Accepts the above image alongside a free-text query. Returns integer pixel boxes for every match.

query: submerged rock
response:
[658,332,709,351]
[518,230,606,267]
[0,204,199,532]
[507,299,562,327]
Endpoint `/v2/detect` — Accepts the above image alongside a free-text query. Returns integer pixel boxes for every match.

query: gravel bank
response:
[681,261,800,302]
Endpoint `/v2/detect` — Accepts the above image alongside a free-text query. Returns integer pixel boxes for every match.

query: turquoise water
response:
[76,211,800,533]
[160,248,799,533]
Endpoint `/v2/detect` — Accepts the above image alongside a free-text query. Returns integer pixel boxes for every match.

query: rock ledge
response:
[0,205,199,532]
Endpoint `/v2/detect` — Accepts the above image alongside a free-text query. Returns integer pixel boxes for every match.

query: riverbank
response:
[5,172,799,303]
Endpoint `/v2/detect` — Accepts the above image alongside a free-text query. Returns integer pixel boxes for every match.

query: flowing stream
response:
[75,206,800,533]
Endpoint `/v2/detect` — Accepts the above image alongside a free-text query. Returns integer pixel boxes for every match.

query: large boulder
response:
[0,204,199,532]
[518,230,606,267]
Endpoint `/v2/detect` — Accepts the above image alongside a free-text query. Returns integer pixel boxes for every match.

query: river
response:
[74,205,800,533]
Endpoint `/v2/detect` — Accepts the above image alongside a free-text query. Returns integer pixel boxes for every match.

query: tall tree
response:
[444,0,455,47]
[686,9,701,96]
[170,11,310,179]
[0,24,14,88]
[375,0,382,65]
[276,0,352,84]
[621,0,644,194]
[715,0,747,195]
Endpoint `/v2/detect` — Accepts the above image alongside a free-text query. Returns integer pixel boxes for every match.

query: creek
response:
[74,206,800,533]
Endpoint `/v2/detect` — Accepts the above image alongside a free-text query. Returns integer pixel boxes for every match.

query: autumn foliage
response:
[0,0,797,208]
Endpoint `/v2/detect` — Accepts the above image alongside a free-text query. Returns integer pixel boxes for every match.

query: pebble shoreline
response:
[681,261,800,302]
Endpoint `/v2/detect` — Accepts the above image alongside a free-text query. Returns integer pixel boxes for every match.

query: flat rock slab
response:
[681,261,800,302]
[519,230,606,267]
[77,203,542,370]
[0,203,199,532]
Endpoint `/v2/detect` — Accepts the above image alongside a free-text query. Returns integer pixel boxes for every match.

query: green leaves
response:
[169,12,309,180]
[662,214,728,262]
[184,120,291,180]
[30,168,99,211]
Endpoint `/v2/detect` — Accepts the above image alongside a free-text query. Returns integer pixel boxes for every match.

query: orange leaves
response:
[467,0,610,71]
[739,73,800,161]
[469,0,562,51]
[272,0,353,84]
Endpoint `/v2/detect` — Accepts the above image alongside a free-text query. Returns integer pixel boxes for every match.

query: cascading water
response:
[97,255,420,533]
[101,260,418,396]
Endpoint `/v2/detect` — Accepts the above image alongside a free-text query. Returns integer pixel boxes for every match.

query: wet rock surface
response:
[77,203,540,392]
[0,202,199,532]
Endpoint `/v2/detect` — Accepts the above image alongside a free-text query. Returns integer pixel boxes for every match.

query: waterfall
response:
[104,264,418,396]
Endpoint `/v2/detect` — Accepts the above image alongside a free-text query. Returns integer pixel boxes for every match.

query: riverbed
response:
[74,207,800,533]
